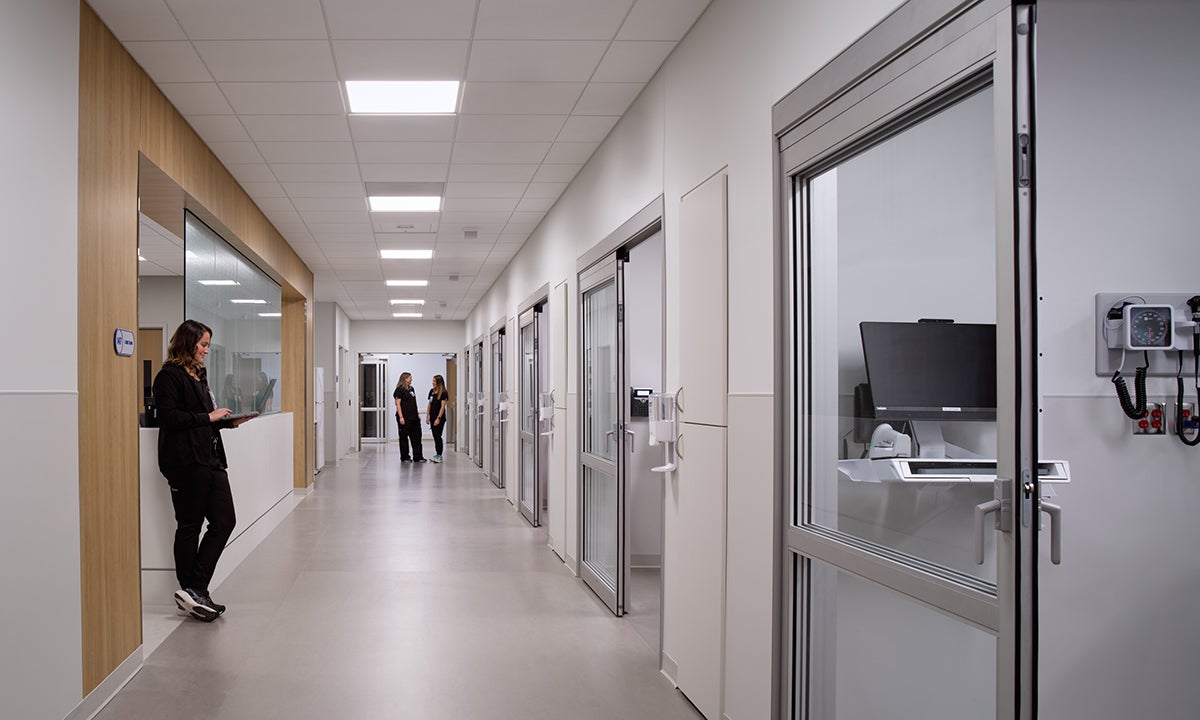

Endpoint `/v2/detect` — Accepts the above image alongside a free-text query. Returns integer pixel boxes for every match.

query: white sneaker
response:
[431,455,442,463]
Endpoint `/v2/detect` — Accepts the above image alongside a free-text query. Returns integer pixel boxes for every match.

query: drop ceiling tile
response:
[445,182,528,199]
[524,182,569,199]
[299,211,372,225]
[543,141,599,164]
[461,82,584,115]
[575,83,644,115]
[454,115,567,143]
[348,116,456,142]
[438,222,507,236]
[451,142,551,165]
[258,141,358,164]
[559,115,619,142]
[282,181,364,198]
[241,115,352,142]
[195,41,337,82]
[333,269,387,281]
[87,0,185,41]
[275,166,363,183]
[359,164,450,182]
[322,245,379,259]
[440,211,514,225]
[323,0,477,40]
[187,115,251,143]
[241,181,287,199]
[593,41,676,83]
[290,197,368,212]
[220,82,345,115]
[307,222,375,234]
[351,142,451,165]
[312,232,376,244]
[447,164,538,183]
[226,164,278,183]
[467,40,608,82]
[476,0,634,40]
[503,222,541,235]
[443,198,520,213]
[254,197,299,214]
[124,41,211,83]
[208,141,265,165]
[165,0,328,40]
[378,232,439,245]
[618,0,711,41]
[332,40,469,80]
[516,197,556,213]
[159,83,234,115]
[263,210,303,227]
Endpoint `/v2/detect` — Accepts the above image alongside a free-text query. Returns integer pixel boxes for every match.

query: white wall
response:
[461,2,904,718]
[0,1,82,718]
[137,276,184,342]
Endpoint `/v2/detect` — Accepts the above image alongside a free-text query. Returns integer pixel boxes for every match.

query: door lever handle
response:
[1039,500,1062,565]
[974,499,1001,565]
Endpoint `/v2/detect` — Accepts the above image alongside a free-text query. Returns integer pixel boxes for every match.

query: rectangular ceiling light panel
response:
[346,81,460,114]
[369,196,442,212]
[386,280,429,287]
[380,249,434,259]
[390,299,426,305]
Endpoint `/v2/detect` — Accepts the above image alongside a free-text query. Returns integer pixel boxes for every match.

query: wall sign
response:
[113,328,135,357]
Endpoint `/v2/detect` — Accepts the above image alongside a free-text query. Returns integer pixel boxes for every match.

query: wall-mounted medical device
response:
[1095,293,1200,445]
[648,392,678,473]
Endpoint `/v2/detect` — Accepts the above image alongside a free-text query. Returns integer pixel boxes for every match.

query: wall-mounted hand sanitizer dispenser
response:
[649,392,678,472]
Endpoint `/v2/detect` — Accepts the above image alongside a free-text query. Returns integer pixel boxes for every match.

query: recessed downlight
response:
[346,80,459,114]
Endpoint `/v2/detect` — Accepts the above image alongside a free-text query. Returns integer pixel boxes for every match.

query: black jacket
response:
[152,363,233,473]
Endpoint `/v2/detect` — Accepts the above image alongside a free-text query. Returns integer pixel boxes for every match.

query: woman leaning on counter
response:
[152,319,254,622]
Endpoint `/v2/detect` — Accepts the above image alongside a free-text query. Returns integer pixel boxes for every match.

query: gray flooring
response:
[100,445,701,720]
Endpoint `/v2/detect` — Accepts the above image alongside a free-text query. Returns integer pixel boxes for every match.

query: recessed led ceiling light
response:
[380,249,434,259]
[258,312,282,318]
[393,312,423,318]
[369,196,441,213]
[389,299,426,305]
[386,280,429,287]
[346,80,459,114]
[230,299,267,304]
[198,280,239,286]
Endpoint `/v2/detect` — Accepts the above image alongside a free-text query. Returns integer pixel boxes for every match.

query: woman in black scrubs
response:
[152,319,252,621]
[393,371,425,462]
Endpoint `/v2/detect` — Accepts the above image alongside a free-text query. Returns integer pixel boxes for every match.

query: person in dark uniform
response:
[393,371,425,462]
[427,374,449,463]
[152,319,253,621]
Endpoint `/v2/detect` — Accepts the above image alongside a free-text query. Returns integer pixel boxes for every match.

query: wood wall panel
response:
[78,1,315,694]
[78,4,143,694]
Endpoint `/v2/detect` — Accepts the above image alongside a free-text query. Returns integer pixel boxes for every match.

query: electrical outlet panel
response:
[1132,402,1166,435]
[1172,402,1199,435]
[1095,293,1199,376]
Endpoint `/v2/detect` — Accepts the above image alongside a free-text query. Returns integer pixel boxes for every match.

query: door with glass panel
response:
[777,2,1036,717]
[473,339,485,468]
[358,355,388,445]
[462,345,471,456]
[579,257,625,615]
[490,326,506,488]
[517,305,544,526]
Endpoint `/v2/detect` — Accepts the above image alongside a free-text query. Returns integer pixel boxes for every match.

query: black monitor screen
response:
[859,321,996,421]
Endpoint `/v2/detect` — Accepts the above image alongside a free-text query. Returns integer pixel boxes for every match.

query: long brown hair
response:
[397,372,413,389]
[432,374,446,397]
[164,319,213,373]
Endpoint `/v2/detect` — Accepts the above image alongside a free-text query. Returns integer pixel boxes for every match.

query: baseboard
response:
[293,484,314,497]
[565,553,578,576]
[65,649,141,720]
[660,650,679,686]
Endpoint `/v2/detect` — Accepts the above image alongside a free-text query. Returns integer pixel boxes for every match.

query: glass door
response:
[474,339,485,468]
[358,355,388,445]
[778,2,1033,716]
[462,345,471,457]
[490,327,506,488]
[518,306,542,526]
[579,257,625,615]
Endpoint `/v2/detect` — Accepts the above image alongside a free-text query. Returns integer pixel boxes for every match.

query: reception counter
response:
[139,412,299,602]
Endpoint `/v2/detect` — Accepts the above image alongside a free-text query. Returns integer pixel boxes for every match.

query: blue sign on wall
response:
[113,328,135,357]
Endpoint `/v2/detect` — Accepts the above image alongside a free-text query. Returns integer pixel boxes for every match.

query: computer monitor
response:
[859,320,996,422]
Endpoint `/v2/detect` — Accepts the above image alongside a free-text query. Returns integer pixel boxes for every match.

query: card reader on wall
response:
[630,388,652,417]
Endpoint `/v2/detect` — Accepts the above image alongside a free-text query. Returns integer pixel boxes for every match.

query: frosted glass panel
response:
[582,465,617,588]
[583,279,617,460]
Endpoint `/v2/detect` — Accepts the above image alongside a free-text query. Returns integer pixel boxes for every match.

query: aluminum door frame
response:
[489,322,506,488]
[577,255,626,615]
[517,304,544,526]
[358,354,388,446]
[774,1,1033,716]
[473,337,485,468]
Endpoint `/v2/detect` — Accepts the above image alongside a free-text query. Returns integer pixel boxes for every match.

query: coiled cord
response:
[1113,356,1149,419]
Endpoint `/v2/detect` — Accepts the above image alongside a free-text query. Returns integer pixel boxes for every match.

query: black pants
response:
[166,464,236,593]
[430,417,445,456]
[396,413,425,460]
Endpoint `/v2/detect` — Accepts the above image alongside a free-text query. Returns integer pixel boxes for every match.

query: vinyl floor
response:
[97,445,701,720]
